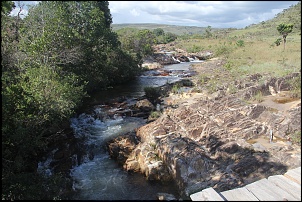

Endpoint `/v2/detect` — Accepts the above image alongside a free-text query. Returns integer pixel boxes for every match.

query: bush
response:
[274,38,282,46]
[253,91,264,103]
[236,40,245,47]
[171,83,181,94]
[149,111,162,120]
[144,86,161,102]
[215,45,233,57]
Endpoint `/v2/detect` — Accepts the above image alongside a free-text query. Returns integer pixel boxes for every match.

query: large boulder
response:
[134,99,155,112]
[107,132,139,165]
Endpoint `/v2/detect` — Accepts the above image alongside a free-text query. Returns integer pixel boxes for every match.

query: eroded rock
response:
[107,68,301,198]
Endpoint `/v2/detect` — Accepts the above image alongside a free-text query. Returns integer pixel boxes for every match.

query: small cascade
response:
[37,62,197,200]
[172,56,181,63]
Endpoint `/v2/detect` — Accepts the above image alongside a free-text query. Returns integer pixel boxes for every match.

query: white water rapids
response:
[38,61,203,200]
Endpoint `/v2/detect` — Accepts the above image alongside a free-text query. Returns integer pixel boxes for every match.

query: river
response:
[38,61,203,200]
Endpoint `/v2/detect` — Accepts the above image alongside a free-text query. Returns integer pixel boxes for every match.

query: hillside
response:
[247,2,300,32]
[111,23,223,36]
[112,2,301,38]
[228,2,301,38]
[107,2,301,200]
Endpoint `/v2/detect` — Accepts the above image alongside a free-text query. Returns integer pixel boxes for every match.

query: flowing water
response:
[38,61,203,200]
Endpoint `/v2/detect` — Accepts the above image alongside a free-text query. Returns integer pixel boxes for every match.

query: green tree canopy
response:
[277,23,294,50]
[153,28,165,36]
[1,1,15,16]
[2,1,142,200]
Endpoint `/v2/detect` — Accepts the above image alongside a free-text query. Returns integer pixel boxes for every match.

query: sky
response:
[11,1,299,29]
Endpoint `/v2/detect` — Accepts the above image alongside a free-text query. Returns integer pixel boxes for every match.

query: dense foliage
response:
[2,1,142,200]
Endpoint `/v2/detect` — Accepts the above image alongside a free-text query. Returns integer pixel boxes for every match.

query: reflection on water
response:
[91,61,202,102]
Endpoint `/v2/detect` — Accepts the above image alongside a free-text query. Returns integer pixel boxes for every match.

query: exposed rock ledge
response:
[107,59,301,198]
[142,43,214,69]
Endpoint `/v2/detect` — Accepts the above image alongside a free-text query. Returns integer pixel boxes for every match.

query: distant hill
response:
[229,2,301,38]
[111,23,223,36]
[111,2,301,37]
[247,2,300,32]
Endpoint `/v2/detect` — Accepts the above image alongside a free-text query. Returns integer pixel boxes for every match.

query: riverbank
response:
[107,57,301,199]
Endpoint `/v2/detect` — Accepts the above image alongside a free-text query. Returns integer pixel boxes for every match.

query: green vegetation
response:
[2,0,301,200]
[174,2,300,102]
[149,111,162,120]
[287,74,301,98]
[277,23,294,50]
[187,44,204,53]
[171,83,181,94]
[253,91,264,103]
[144,86,161,103]
[2,1,143,200]
[112,23,222,36]
[291,131,301,146]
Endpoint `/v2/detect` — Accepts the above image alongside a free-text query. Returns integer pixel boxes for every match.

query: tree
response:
[163,32,177,43]
[277,23,294,50]
[1,1,15,16]
[2,1,142,199]
[153,28,165,36]
[204,25,212,38]
[116,28,156,64]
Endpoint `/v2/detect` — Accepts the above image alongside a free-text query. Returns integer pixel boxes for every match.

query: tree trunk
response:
[283,34,287,51]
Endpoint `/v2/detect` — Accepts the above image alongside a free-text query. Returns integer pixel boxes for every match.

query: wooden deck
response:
[190,167,301,201]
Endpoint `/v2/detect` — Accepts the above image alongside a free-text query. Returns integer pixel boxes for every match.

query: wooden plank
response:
[284,167,301,185]
[220,187,259,201]
[268,175,301,200]
[190,187,225,201]
[245,178,298,201]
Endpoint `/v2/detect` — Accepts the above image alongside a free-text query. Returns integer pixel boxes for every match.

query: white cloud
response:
[130,9,140,17]
[108,1,300,28]
[9,1,299,28]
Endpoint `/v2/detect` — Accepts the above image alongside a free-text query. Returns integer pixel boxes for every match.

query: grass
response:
[253,91,264,103]
[290,131,301,146]
[149,111,162,119]
[176,33,300,72]
[175,31,300,90]
[171,83,181,94]
[287,74,301,98]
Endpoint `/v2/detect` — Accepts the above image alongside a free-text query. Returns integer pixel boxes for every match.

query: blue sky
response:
[11,1,299,28]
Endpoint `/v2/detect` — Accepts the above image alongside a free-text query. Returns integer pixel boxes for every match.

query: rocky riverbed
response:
[107,57,301,199]
[41,52,300,200]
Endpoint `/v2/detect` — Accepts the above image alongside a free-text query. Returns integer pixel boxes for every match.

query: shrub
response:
[215,45,233,57]
[236,40,245,47]
[274,38,282,46]
[253,91,264,103]
[144,86,161,102]
[149,111,162,120]
[171,83,181,94]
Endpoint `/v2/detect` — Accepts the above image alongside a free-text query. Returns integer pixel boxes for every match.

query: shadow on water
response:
[39,62,202,200]
[65,65,197,200]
